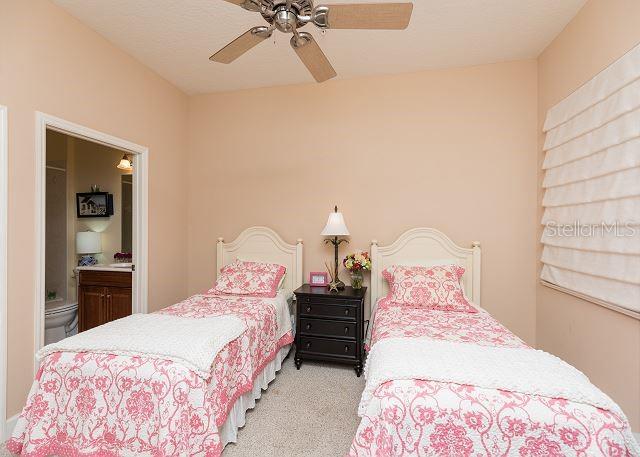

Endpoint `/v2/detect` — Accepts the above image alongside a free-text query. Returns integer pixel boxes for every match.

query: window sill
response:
[540,280,640,320]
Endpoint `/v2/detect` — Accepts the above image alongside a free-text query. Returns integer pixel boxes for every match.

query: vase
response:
[350,270,364,289]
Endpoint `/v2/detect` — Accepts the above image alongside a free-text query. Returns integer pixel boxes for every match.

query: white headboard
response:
[216,227,303,298]
[370,228,481,312]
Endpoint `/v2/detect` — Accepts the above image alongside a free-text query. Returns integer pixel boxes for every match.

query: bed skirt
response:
[219,344,291,448]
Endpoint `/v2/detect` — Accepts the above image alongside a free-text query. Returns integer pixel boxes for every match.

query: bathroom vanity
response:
[77,266,132,332]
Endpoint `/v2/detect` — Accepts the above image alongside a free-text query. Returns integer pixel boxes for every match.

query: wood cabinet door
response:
[107,287,132,322]
[79,286,107,332]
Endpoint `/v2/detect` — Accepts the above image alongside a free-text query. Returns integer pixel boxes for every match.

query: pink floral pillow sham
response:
[382,264,477,313]
[210,259,286,298]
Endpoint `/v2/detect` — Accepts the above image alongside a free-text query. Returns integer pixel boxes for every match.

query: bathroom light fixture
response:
[321,205,350,292]
[76,231,102,266]
[117,154,133,171]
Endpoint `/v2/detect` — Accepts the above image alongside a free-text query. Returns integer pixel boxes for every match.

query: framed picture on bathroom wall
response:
[76,192,114,218]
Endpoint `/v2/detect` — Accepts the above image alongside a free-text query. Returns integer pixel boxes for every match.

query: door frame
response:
[0,106,8,439]
[34,112,148,369]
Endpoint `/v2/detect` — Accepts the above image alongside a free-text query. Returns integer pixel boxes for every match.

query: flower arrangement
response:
[343,252,372,272]
[343,252,371,289]
[114,252,132,263]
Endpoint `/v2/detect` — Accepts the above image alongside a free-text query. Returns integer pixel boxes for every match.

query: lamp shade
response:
[76,231,102,254]
[321,210,350,237]
[117,154,133,171]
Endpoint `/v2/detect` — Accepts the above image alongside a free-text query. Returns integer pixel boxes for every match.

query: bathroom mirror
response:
[121,174,132,254]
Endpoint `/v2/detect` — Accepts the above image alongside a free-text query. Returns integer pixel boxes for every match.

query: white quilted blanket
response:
[38,313,246,379]
[360,337,625,419]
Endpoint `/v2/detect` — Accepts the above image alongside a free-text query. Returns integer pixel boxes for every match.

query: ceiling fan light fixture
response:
[274,8,298,32]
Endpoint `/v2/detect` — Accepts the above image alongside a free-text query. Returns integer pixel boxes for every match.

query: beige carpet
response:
[225,356,364,456]
[2,355,365,456]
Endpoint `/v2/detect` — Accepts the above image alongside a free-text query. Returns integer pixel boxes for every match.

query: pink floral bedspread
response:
[8,294,293,457]
[350,299,637,456]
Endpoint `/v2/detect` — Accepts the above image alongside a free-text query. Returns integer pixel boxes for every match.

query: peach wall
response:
[187,60,539,343]
[537,0,640,429]
[0,0,189,418]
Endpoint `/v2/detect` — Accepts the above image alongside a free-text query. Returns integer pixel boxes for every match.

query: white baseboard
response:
[2,413,18,441]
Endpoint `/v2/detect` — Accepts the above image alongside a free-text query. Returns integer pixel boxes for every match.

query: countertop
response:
[76,264,133,273]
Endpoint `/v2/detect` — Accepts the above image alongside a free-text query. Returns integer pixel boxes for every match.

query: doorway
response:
[34,113,148,370]
[1,105,8,439]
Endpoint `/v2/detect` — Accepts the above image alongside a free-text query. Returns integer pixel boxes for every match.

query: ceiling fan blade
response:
[210,27,271,64]
[220,0,262,12]
[322,3,413,30]
[290,32,337,83]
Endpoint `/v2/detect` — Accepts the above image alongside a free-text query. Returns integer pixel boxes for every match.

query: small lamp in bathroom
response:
[117,154,133,171]
[76,231,102,266]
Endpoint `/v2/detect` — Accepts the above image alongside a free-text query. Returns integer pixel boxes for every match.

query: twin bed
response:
[8,226,638,456]
[349,228,638,456]
[8,227,302,456]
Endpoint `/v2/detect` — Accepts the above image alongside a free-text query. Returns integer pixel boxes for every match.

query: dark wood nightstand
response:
[293,284,366,377]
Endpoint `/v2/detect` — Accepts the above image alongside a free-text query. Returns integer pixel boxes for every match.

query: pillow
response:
[210,259,286,298]
[382,264,477,313]
[236,256,287,290]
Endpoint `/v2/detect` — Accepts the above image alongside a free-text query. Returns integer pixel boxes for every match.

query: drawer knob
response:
[306,342,311,349]
[344,309,350,316]
[344,327,349,335]
[344,345,350,353]
[306,323,312,330]
[306,306,312,313]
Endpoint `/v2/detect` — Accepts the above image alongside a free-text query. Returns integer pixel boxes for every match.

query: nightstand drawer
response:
[298,295,361,306]
[299,301,357,320]
[298,336,357,358]
[299,318,356,340]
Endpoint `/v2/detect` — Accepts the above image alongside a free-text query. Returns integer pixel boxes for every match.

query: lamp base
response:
[328,279,346,293]
[78,255,98,267]
[325,235,348,293]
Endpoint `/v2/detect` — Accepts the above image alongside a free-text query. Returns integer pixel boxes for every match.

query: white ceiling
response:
[53,0,586,94]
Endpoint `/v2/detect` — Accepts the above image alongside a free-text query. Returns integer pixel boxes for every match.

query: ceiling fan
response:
[210,1,414,83]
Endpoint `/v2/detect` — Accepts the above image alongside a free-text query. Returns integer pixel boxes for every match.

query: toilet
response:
[44,299,78,345]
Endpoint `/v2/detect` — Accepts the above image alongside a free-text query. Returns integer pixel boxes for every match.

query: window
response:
[540,43,640,317]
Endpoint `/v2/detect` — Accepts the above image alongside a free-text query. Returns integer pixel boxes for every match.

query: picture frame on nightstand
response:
[309,271,329,287]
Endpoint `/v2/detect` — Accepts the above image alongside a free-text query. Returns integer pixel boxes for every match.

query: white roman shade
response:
[541,43,640,317]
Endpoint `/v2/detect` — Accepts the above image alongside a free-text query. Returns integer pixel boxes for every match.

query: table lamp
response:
[321,206,350,292]
[76,231,102,266]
